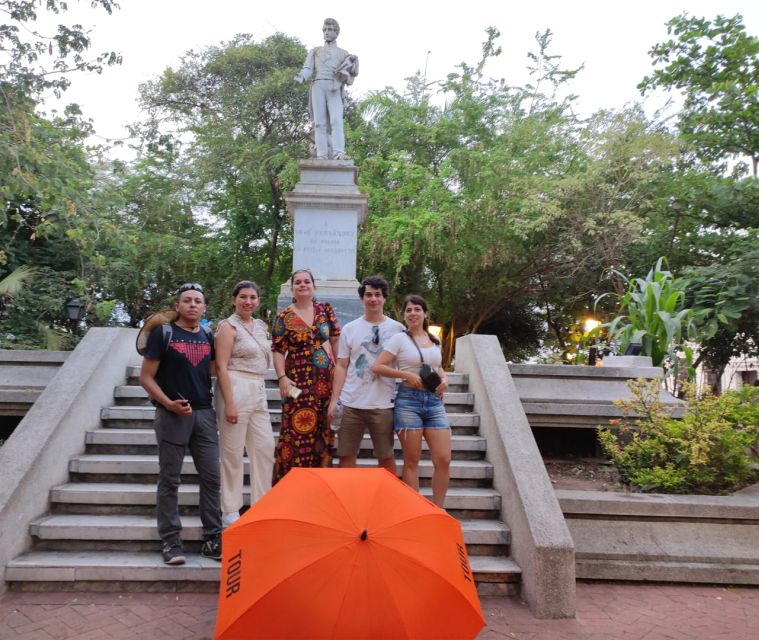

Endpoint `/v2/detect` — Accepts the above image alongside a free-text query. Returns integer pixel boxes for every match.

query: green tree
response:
[0,92,106,347]
[537,106,684,354]
[353,30,659,363]
[635,14,759,376]
[1,0,121,251]
[684,233,759,377]
[0,264,36,330]
[0,266,73,348]
[1,0,120,347]
[1,0,119,95]
[138,33,310,299]
[639,13,759,177]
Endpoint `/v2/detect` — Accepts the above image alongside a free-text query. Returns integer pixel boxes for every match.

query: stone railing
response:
[455,335,576,619]
[0,328,138,594]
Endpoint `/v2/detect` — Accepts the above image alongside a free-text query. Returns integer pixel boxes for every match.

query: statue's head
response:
[323,18,340,39]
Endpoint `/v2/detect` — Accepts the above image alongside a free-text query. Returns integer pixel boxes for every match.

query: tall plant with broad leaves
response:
[595,258,700,385]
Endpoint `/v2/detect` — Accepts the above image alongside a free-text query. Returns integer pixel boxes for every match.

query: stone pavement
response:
[1,583,758,639]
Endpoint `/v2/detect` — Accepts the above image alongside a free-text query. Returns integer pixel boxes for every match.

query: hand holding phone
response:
[170,393,192,415]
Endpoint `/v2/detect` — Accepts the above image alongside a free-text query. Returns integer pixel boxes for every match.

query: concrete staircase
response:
[6,366,521,594]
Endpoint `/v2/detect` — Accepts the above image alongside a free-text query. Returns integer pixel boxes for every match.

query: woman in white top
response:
[215,281,275,527]
[373,294,451,507]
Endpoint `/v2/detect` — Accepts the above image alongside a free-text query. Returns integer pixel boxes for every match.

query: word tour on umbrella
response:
[226,549,243,598]
[457,542,473,583]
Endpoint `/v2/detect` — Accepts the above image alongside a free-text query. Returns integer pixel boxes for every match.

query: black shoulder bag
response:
[406,332,443,392]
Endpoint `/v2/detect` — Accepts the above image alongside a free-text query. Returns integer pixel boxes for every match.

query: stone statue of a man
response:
[294,18,358,160]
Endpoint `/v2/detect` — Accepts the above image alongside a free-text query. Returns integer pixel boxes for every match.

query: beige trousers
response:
[217,370,274,512]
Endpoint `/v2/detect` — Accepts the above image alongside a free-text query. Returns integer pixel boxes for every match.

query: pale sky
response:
[37,0,759,156]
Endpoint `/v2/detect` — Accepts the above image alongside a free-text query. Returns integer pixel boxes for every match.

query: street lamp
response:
[583,318,601,334]
[66,297,86,334]
[583,318,601,366]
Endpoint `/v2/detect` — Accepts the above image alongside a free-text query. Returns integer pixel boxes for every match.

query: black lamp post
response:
[65,297,86,334]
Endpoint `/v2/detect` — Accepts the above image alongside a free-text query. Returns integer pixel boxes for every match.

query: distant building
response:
[697,354,759,395]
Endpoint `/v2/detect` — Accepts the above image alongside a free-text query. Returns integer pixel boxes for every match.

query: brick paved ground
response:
[1,583,758,639]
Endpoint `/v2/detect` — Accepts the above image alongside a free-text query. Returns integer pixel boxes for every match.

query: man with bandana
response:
[140,283,222,565]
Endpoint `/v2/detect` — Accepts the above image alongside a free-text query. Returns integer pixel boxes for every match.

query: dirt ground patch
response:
[543,457,637,492]
[543,457,759,494]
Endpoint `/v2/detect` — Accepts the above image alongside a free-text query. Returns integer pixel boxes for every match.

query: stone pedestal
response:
[277,160,368,327]
[601,355,653,368]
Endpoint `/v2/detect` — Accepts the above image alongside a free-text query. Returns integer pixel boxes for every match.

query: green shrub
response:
[598,379,759,494]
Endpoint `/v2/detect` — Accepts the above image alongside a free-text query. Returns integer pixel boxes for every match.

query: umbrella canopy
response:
[215,467,485,640]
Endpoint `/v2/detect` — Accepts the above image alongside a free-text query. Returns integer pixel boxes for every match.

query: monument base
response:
[280,159,369,328]
[277,278,363,328]
[602,355,654,368]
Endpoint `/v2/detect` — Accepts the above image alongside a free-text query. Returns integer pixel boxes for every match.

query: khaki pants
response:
[217,370,275,512]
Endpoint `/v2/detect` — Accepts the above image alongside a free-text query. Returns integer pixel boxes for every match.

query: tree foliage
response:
[684,233,759,374]
[352,30,602,362]
[138,33,310,296]
[1,9,756,374]
[1,0,121,246]
[352,30,692,364]
[639,13,759,177]
[0,0,120,347]
[1,0,120,95]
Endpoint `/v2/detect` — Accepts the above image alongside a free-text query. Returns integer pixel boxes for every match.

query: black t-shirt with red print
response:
[144,323,215,409]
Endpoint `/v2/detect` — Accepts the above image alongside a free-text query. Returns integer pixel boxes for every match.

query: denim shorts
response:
[393,385,450,431]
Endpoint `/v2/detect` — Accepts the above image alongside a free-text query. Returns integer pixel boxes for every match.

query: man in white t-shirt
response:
[328,275,404,471]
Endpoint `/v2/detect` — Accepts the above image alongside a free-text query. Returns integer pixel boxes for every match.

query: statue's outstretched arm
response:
[294,49,316,84]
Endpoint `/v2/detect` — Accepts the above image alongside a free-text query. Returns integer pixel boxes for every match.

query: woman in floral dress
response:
[271,269,341,484]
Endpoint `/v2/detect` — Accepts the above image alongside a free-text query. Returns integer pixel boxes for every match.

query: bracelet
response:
[277,374,286,381]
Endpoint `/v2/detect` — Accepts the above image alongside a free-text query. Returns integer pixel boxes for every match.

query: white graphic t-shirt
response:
[337,316,405,409]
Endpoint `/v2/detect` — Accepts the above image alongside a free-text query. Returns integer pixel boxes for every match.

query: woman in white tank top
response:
[373,294,451,508]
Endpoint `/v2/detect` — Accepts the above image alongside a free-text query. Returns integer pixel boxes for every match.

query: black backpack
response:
[136,309,212,355]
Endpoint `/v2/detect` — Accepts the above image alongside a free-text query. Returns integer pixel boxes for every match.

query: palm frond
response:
[0,266,37,297]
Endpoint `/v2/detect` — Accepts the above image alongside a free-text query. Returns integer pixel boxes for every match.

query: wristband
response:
[277,374,286,381]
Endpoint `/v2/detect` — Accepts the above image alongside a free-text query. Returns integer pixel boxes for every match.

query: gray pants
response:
[154,407,222,543]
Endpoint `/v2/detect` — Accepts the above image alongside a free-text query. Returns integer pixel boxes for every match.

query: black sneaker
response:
[162,542,186,565]
[200,535,222,561]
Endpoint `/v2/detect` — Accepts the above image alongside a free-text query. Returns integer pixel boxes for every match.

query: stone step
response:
[30,514,510,547]
[84,428,487,456]
[125,365,470,388]
[7,362,522,598]
[521,402,625,429]
[68,454,494,481]
[568,518,759,565]
[5,551,520,596]
[51,483,503,512]
[114,385,474,408]
[575,558,759,585]
[99,406,481,429]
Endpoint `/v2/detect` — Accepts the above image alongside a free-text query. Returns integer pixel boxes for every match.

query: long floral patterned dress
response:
[271,301,341,484]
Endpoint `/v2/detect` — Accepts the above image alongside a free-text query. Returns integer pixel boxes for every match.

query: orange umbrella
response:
[215,468,485,640]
